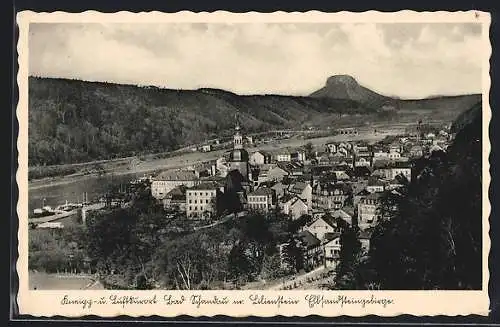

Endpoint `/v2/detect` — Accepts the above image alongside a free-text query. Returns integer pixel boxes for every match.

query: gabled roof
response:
[290,197,307,207]
[330,209,352,220]
[252,150,272,157]
[280,194,296,203]
[324,232,341,242]
[367,178,386,187]
[165,185,187,200]
[355,189,372,197]
[188,182,220,191]
[297,230,321,249]
[154,170,198,181]
[248,187,274,196]
[308,214,337,229]
[289,181,310,194]
[359,227,375,239]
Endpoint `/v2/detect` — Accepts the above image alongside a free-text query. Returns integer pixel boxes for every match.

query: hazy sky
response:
[29,22,483,98]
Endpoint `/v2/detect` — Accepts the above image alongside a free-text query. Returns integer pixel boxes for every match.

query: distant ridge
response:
[28,76,482,166]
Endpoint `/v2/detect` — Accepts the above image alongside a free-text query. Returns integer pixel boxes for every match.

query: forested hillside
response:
[335,102,483,290]
[28,77,377,166]
[29,76,481,166]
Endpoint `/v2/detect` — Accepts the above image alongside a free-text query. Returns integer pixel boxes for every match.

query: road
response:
[266,266,328,290]
[29,127,402,191]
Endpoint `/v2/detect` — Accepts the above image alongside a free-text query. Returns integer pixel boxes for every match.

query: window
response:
[194,200,197,204]
[189,206,192,211]
[189,200,192,204]
[206,199,209,204]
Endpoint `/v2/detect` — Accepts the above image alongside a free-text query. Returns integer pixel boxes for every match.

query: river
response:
[26,128,400,213]
[28,172,142,213]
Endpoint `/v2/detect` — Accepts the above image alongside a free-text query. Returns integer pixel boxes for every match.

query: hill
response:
[310,75,394,108]
[29,76,482,166]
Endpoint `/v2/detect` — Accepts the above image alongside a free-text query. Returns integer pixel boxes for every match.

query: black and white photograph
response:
[15,10,491,317]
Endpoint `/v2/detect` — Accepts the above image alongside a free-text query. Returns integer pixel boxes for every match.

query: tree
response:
[334,226,362,288]
[281,237,304,273]
[304,142,314,159]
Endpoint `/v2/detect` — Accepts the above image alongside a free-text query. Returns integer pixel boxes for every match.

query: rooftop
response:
[324,232,341,241]
[187,182,220,191]
[154,170,198,181]
[248,187,274,196]
[298,230,321,248]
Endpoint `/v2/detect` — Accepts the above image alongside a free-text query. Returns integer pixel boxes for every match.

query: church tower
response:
[233,115,243,150]
[228,113,250,182]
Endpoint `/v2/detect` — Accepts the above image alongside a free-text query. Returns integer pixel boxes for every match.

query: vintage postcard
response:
[16,10,491,318]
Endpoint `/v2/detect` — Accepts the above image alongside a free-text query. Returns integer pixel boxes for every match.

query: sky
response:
[29,22,484,99]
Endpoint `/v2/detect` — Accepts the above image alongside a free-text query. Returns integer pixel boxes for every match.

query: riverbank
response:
[28,127,403,191]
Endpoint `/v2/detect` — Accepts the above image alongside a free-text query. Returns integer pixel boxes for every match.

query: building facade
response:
[151,170,199,199]
[186,183,220,219]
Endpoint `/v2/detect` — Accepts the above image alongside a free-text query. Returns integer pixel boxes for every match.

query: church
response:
[226,114,253,194]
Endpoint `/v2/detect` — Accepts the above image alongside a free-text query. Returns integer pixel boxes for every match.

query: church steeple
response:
[233,113,243,149]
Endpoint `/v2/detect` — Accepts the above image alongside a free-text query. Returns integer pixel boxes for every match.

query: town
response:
[141,117,452,288]
[28,113,455,290]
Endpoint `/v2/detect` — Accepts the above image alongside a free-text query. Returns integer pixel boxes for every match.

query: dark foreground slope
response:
[336,101,483,290]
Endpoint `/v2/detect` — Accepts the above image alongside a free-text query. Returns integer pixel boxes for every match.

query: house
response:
[323,232,342,268]
[353,189,371,206]
[373,150,389,161]
[430,144,444,153]
[354,156,371,167]
[276,151,292,162]
[161,185,187,211]
[297,230,323,269]
[279,162,304,176]
[247,187,275,212]
[250,151,272,165]
[359,227,375,254]
[332,168,351,181]
[151,170,199,199]
[388,151,401,160]
[270,181,287,199]
[200,144,212,152]
[325,143,337,153]
[288,182,313,209]
[409,145,424,158]
[330,209,353,226]
[312,182,350,210]
[304,214,340,241]
[353,144,369,153]
[352,166,372,178]
[291,150,306,162]
[186,182,221,219]
[366,177,385,193]
[282,196,308,220]
[266,165,290,182]
[315,152,330,165]
[372,164,412,182]
[389,144,402,153]
[357,192,384,230]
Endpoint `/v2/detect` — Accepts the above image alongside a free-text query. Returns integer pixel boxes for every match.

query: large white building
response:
[151,170,199,199]
[247,187,275,212]
[186,182,221,219]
